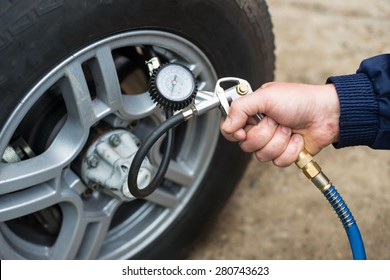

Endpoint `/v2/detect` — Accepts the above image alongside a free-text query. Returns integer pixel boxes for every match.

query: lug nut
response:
[87,155,99,168]
[109,134,121,146]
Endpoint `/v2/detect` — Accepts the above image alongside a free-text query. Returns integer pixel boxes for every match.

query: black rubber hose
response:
[128,112,186,198]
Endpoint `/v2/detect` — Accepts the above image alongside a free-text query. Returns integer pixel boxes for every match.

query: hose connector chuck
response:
[295,148,331,192]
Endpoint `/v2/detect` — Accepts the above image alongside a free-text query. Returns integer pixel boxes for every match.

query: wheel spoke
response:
[0,154,64,194]
[0,224,52,259]
[90,47,124,119]
[95,47,123,106]
[145,188,180,208]
[50,196,116,259]
[0,111,89,194]
[0,179,58,222]
[90,46,157,120]
[120,92,158,120]
[49,201,86,259]
[165,160,194,186]
[61,62,95,126]
[72,217,113,259]
[188,62,204,78]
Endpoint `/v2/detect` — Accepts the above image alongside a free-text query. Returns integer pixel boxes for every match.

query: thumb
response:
[221,90,267,134]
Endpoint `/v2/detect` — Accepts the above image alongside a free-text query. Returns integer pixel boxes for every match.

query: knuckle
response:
[273,157,292,168]
[241,146,253,153]
[260,82,274,89]
[255,150,269,163]
[239,139,258,153]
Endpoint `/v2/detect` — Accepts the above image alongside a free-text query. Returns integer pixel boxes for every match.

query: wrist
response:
[313,83,340,146]
[323,83,340,143]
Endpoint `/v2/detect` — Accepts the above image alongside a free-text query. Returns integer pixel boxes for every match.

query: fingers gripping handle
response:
[215,79,365,259]
[218,80,329,189]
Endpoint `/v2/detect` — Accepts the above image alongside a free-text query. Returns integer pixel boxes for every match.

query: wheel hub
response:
[81,129,154,201]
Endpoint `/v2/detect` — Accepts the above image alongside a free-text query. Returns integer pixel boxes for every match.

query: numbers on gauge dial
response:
[149,63,197,110]
[156,64,195,100]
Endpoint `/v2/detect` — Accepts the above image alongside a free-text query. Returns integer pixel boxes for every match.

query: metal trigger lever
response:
[214,77,264,123]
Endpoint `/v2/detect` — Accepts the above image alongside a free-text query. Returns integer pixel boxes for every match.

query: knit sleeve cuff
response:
[326,73,378,148]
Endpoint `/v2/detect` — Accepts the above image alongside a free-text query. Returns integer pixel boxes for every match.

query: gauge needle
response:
[171,75,177,95]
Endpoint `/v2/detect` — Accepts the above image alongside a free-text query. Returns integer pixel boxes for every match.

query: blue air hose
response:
[295,149,366,260]
[323,185,366,260]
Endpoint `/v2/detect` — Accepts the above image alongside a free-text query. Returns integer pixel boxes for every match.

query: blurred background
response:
[188,0,390,259]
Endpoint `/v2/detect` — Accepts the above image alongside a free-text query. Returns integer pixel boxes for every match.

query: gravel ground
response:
[188,0,390,259]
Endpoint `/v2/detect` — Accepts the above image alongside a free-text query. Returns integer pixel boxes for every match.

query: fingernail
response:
[222,116,232,130]
[292,134,302,144]
[232,132,241,141]
[267,117,277,127]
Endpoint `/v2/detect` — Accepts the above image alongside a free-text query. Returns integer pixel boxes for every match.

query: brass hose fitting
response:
[295,148,331,192]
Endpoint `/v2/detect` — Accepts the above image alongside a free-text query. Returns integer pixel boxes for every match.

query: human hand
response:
[220,82,340,167]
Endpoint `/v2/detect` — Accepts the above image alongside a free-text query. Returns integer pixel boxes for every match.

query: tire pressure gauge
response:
[149,63,197,110]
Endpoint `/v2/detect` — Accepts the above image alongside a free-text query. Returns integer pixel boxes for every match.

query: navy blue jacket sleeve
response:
[326,54,390,149]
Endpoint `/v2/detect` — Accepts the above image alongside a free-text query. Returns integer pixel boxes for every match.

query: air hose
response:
[324,186,366,259]
[128,111,185,198]
[295,149,366,260]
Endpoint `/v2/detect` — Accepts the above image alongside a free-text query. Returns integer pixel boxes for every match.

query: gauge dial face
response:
[155,64,196,102]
